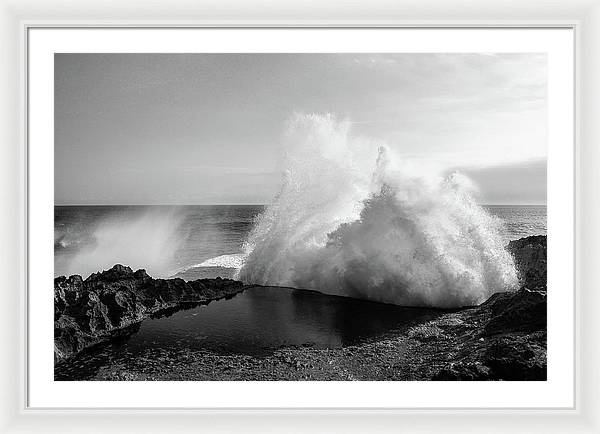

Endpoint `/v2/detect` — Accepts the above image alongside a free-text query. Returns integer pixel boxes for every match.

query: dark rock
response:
[432,362,491,380]
[481,288,546,336]
[507,235,547,290]
[483,333,546,380]
[54,264,248,362]
[86,264,135,282]
[430,234,548,381]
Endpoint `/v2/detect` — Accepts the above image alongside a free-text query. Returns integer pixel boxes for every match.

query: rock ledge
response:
[54,265,247,362]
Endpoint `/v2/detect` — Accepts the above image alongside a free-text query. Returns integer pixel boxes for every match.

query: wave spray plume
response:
[238,114,518,308]
[65,207,186,279]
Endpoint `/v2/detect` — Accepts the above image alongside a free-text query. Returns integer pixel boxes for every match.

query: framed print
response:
[31,24,573,406]
[1,0,599,432]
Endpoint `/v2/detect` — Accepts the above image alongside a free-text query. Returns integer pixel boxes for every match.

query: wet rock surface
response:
[55,235,547,381]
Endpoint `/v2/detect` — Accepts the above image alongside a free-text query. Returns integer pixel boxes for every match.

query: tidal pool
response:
[55,286,440,380]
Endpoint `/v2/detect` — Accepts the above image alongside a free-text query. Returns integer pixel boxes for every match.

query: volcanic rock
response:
[54,265,248,362]
[508,235,547,290]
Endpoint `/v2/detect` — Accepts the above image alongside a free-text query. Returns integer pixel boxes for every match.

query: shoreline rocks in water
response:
[54,264,248,362]
[54,235,547,380]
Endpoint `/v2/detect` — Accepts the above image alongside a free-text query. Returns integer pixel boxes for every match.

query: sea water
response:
[54,204,545,282]
[54,205,262,281]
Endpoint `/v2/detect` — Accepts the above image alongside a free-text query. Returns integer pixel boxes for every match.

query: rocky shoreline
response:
[55,235,547,380]
[86,287,545,381]
[54,265,249,362]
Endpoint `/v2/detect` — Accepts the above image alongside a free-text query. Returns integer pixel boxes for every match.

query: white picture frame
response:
[1,0,598,432]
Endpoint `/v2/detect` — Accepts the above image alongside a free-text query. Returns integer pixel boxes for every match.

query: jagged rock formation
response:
[482,288,546,336]
[430,287,546,381]
[54,264,247,362]
[508,235,547,290]
[431,235,547,380]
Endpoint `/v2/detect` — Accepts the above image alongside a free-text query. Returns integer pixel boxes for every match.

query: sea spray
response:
[64,207,187,279]
[238,113,518,308]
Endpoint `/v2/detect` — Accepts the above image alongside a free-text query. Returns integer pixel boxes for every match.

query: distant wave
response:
[238,113,519,308]
[198,253,247,268]
[169,253,247,276]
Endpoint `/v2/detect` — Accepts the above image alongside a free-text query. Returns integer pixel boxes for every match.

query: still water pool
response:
[55,286,440,380]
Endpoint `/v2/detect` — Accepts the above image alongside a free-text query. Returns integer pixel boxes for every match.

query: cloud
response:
[452,159,547,204]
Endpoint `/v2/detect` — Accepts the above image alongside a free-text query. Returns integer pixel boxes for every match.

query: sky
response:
[55,53,547,205]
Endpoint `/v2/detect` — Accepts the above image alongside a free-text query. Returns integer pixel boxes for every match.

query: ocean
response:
[54,204,546,281]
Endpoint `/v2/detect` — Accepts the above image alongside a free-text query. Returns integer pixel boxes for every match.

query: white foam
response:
[238,113,518,308]
[198,253,247,269]
[169,253,247,277]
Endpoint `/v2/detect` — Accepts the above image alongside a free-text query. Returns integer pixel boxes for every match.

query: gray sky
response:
[55,53,547,205]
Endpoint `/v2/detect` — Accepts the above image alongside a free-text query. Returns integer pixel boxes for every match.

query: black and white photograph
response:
[53,52,547,381]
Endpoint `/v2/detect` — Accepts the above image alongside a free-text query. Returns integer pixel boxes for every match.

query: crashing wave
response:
[238,113,518,308]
